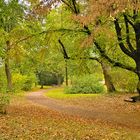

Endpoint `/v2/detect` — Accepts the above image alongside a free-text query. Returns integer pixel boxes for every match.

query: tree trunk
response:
[100,61,116,92]
[38,72,44,89]
[5,41,12,92]
[40,84,44,89]
[57,75,62,86]
[5,60,12,91]
[65,59,68,86]
[135,59,140,96]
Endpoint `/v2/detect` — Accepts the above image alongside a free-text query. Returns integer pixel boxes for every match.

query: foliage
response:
[37,71,64,86]
[0,93,10,114]
[0,68,7,93]
[12,73,36,92]
[65,74,105,94]
[0,0,139,96]
[22,74,37,91]
[45,87,100,99]
[111,69,138,92]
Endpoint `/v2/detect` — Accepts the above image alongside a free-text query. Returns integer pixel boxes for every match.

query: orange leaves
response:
[80,35,94,48]
[72,14,93,26]
[0,96,140,139]
[88,0,140,19]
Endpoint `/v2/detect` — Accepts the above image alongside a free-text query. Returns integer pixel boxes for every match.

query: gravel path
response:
[27,88,140,131]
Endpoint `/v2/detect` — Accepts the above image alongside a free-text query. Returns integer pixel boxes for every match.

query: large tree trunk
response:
[5,41,12,92]
[5,60,12,91]
[100,61,116,92]
[135,59,140,96]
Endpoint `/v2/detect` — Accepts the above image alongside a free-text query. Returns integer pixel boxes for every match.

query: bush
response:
[22,74,36,91]
[0,68,7,93]
[0,94,10,114]
[12,73,26,92]
[64,75,105,94]
[111,69,138,92]
[12,73,36,92]
[37,71,64,86]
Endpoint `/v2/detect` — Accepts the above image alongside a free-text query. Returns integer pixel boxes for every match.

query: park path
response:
[27,88,140,131]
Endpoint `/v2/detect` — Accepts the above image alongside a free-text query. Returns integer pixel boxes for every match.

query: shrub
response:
[12,73,36,92]
[0,94,10,114]
[111,69,138,92]
[37,71,64,86]
[12,73,27,92]
[64,75,105,94]
[22,74,36,91]
[0,68,7,93]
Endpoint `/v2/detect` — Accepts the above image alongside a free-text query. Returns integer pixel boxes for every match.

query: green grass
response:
[31,85,52,91]
[45,87,101,99]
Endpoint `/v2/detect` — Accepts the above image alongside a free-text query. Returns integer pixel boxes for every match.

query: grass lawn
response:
[31,85,52,91]
[45,87,101,99]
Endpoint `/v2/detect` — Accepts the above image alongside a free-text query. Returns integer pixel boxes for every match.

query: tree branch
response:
[123,13,134,28]
[61,0,79,14]
[94,41,136,73]
[114,18,134,58]
[58,39,99,62]
[58,39,69,59]
[61,0,72,8]
[61,0,75,13]
[123,14,135,52]
[72,0,79,14]
[11,28,88,47]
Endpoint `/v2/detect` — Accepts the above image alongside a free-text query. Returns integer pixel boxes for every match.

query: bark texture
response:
[100,61,116,92]
[5,41,12,91]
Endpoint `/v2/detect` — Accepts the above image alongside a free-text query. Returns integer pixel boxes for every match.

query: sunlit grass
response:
[45,87,101,99]
[31,85,52,91]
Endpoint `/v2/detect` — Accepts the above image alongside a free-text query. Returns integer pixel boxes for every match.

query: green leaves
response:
[65,74,105,94]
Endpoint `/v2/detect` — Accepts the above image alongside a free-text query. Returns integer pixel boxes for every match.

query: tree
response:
[0,0,25,91]
[58,0,140,97]
[84,0,140,96]
[55,0,116,92]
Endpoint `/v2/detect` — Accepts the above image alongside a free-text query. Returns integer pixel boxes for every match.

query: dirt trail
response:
[27,88,140,131]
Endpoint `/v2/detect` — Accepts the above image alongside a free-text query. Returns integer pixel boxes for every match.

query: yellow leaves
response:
[38,47,48,62]
[28,0,40,3]
[9,45,26,63]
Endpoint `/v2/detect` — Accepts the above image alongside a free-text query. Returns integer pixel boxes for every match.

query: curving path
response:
[27,88,140,131]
